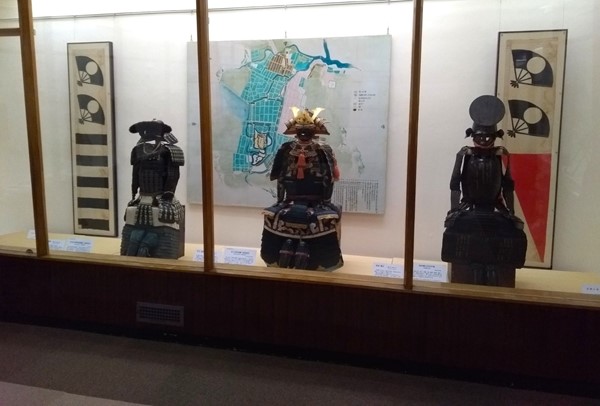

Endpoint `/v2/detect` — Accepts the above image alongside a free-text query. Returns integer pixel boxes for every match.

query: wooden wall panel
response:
[0,258,52,319]
[0,253,599,391]
[49,264,133,327]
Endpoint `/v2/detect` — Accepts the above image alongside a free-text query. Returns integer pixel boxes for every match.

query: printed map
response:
[187,36,391,213]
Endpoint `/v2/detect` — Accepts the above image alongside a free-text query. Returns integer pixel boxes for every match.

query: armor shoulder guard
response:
[164,144,185,165]
[316,143,337,180]
[279,141,294,152]
[317,143,337,163]
[496,146,510,156]
[130,145,143,165]
[318,143,335,157]
[459,146,472,155]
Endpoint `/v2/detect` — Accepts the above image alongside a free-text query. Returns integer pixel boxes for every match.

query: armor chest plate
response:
[462,152,502,205]
[282,153,327,197]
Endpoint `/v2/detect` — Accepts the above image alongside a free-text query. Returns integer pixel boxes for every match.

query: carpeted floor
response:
[0,321,597,405]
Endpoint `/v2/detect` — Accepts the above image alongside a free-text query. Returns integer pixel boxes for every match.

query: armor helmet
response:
[129,119,173,143]
[465,95,505,141]
[283,107,330,136]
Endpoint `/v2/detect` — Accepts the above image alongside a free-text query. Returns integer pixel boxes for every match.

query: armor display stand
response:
[442,96,527,287]
[260,108,343,271]
[120,120,185,259]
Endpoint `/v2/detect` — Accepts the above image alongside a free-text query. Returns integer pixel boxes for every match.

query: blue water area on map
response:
[230,39,352,173]
[221,86,248,121]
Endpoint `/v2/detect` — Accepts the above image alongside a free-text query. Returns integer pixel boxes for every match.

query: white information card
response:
[581,284,600,295]
[65,238,93,253]
[372,262,449,282]
[372,263,403,278]
[413,263,448,282]
[192,249,224,263]
[49,239,68,251]
[223,248,257,266]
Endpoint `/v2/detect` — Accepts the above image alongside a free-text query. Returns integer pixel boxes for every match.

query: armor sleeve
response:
[270,142,292,181]
[130,146,140,165]
[130,146,141,197]
[319,144,338,179]
[131,162,140,198]
[163,165,180,194]
[499,147,516,214]
[450,147,468,191]
[449,147,468,210]
[272,143,292,202]
[317,145,336,201]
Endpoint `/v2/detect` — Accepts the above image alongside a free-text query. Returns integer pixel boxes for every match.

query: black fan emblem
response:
[510,49,554,88]
[507,99,550,138]
[75,56,104,87]
[77,94,105,125]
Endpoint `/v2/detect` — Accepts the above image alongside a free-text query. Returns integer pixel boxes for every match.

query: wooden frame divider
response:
[403,0,423,289]
[195,0,215,272]
[13,0,49,257]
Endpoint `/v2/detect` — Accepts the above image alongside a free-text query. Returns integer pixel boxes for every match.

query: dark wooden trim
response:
[0,28,21,36]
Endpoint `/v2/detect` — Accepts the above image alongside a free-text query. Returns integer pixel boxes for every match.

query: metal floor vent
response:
[136,302,184,327]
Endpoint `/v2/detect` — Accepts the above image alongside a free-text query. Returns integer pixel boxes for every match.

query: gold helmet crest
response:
[283,107,329,135]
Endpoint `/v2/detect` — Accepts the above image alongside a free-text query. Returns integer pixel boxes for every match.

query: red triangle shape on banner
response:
[508,153,552,261]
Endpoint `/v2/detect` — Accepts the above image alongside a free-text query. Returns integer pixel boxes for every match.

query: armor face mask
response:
[472,132,495,148]
[296,127,316,142]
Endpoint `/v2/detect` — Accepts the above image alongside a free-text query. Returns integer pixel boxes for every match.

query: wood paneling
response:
[1,253,599,392]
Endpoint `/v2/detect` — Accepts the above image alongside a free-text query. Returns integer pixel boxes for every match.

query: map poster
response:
[496,30,567,268]
[187,35,392,214]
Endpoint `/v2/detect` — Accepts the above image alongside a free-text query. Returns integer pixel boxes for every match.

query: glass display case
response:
[1,0,599,301]
[2,1,600,393]
[416,0,600,294]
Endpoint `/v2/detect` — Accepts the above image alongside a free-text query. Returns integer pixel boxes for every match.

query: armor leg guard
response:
[152,227,184,259]
[137,231,159,257]
[125,228,146,256]
[485,265,498,286]
[472,263,485,285]
[278,239,295,268]
[260,229,342,271]
[293,241,310,270]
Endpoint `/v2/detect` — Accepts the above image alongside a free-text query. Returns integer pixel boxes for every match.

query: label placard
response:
[373,263,403,278]
[414,263,448,282]
[581,284,600,295]
[49,239,67,251]
[224,248,257,266]
[65,238,93,253]
[193,249,224,263]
